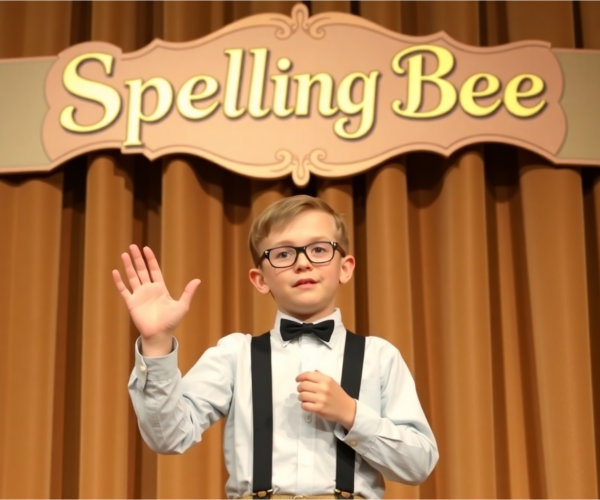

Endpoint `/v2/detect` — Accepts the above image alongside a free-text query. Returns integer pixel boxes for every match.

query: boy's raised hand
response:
[112,244,201,356]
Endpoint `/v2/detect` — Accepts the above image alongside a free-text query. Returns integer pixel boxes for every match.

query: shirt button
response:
[139,365,147,373]
[349,440,357,447]
[305,414,312,423]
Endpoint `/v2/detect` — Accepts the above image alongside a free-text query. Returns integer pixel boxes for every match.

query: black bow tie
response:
[280,319,335,342]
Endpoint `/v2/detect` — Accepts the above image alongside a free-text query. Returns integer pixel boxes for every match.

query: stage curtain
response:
[0,1,598,498]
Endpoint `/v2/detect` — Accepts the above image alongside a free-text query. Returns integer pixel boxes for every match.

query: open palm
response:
[112,245,201,340]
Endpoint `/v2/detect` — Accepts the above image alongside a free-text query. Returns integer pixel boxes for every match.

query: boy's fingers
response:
[296,371,324,383]
[130,244,151,284]
[178,278,202,307]
[297,381,315,393]
[121,251,141,291]
[112,269,128,294]
[112,269,133,308]
[143,246,165,283]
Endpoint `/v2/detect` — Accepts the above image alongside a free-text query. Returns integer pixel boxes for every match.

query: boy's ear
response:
[339,254,355,284]
[248,267,271,294]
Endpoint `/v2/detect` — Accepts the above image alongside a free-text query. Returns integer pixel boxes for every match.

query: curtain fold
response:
[79,155,135,498]
[406,150,498,498]
[484,146,533,499]
[0,174,64,498]
[518,158,595,497]
[583,171,600,492]
[0,1,598,498]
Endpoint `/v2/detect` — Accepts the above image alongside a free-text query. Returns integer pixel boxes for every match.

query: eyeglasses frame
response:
[259,240,346,268]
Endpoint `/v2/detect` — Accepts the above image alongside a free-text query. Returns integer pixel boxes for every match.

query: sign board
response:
[1,3,599,185]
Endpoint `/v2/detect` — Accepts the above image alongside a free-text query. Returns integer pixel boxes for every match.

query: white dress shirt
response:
[128,308,438,498]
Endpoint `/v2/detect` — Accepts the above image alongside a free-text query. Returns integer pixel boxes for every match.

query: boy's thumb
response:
[179,278,201,305]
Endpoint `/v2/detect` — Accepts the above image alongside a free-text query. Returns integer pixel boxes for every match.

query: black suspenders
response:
[335,332,366,498]
[250,331,366,499]
[250,333,273,498]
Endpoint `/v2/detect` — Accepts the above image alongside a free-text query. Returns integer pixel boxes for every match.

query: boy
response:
[113,195,438,499]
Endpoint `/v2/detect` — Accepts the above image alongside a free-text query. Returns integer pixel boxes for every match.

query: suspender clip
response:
[252,489,273,499]
[334,489,354,499]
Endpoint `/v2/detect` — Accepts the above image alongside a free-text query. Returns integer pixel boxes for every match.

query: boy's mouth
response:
[293,278,317,287]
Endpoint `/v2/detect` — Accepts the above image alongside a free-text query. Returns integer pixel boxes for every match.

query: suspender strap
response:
[335,331,365,498]
[251,332,273,499]
[250,330,366,499]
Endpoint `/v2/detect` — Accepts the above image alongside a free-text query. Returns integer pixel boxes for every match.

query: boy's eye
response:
[309,243,328,254]
[273,248,292,260]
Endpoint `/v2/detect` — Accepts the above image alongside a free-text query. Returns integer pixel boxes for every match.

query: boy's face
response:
[248,209,355,323]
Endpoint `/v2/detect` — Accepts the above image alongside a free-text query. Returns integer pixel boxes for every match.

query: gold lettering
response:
[177,75,220,120]
[294,73,337,117]
[248,48,270,118]
[459,73,502,117]
[392,45,456,118]
[334,71,380,140]
[504,74,546,117]
[57,44,550,154]
[123,77,173,147]
[59,52,121,133]
[272,57,294,118]
[223,48,245,118]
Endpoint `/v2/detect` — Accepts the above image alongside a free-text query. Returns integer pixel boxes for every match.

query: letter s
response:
[59,53,121,133]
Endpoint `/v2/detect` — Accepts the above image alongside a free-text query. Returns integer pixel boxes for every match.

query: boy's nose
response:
[294,250,313,268]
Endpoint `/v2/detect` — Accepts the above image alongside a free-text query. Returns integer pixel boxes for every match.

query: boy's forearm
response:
[341,400,439,485]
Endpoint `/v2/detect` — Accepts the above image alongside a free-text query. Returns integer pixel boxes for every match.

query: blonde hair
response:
[249,195,349,265]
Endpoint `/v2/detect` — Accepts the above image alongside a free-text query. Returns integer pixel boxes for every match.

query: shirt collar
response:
[272,308,345,349]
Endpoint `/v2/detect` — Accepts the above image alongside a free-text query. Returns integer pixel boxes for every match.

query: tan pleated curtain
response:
[0,1,598,498]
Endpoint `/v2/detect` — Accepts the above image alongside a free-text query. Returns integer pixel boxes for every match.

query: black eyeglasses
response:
[260,241,346,268]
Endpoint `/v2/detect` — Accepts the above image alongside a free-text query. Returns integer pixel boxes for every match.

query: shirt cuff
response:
[133,337,179,387]
[334,399,378,456]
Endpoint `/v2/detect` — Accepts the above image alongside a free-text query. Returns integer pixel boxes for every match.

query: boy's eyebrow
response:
[266,236,335,247]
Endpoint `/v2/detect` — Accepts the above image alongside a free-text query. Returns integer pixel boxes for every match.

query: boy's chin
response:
[283,303,334,321]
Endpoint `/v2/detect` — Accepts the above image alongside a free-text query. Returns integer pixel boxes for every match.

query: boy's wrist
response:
[140,334,174,357]
[339,398,357,431]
